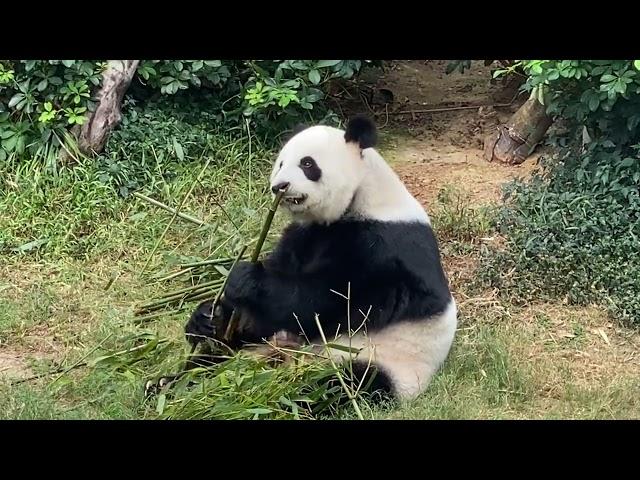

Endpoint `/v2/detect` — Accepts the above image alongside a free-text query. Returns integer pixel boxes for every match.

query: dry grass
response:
[2,181,638,419]
[1,119,638,418]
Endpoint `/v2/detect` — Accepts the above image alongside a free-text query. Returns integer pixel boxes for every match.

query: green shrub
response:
[0,60,106,163]
[95,97,251,197]
[1,59,377,165]
[477,160,640,324]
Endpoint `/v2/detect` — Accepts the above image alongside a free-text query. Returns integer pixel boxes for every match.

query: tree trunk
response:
[483,91,552,165]
[74,60,140,156]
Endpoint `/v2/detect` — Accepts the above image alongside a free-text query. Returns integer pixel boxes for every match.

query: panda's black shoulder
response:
[275,219,378,252]
[272,218,445,276]
[358,220,451,310]
[266,220,366,274]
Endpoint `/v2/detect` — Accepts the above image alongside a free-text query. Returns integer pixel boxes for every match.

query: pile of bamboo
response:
[134,190,286,345]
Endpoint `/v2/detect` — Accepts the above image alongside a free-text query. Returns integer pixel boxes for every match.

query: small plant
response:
[432,186,494,243]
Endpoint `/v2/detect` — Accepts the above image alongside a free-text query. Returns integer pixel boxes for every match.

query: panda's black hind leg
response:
[314,360,394,414]
[347,361,394,397]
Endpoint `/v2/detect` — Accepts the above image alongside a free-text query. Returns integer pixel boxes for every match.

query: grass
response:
[363,304,639,420]
[1,135,638,419]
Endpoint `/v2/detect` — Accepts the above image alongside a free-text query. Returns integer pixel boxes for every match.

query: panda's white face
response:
[270,125,366,224]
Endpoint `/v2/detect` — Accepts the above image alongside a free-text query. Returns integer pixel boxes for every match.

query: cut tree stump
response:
[483,92,552,165]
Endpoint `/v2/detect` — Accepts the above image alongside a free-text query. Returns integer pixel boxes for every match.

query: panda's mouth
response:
[283,194,307,206]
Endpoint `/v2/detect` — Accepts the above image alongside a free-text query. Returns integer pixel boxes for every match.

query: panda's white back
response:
[346,147,431,225]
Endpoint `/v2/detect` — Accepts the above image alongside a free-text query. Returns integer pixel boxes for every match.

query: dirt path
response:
[360,60,537,208]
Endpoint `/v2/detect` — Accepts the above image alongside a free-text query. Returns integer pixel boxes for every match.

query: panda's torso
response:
[246,218,457,400]
[265,218,451,328]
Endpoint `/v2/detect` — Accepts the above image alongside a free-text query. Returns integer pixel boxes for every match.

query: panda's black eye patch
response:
[299,156,321,182]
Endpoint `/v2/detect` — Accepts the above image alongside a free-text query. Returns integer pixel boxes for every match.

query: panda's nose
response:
[271,182,290,194]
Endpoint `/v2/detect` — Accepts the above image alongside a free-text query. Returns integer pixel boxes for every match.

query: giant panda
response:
[185,115,457,401]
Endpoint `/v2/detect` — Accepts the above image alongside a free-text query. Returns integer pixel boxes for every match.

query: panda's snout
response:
[271,182,290,194]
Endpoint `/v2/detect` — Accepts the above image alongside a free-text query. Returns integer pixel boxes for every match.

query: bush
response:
[1,59,376,165]
[0,60,106,163]
[478,61,640,326]
[95,97,253,197]
[478,160,640,324]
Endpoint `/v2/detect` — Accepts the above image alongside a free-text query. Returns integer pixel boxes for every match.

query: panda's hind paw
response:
[144,375,178,398]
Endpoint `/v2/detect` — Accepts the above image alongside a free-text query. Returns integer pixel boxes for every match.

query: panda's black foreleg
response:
[184,299,233,346]
[224,261,343,339]
[144,300,234,398]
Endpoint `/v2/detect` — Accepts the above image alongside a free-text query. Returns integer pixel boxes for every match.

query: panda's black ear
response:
[344,115,377,150]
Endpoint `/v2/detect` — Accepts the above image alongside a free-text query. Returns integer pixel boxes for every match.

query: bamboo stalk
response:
[223,189,286,342]
[314,314,365,420]
[136,280,223,309]
[142,157,212,274]
[152,279,224,300]
[145,246,250,394]
[135,282,225,315]
[141,187,285,396]
[179,257,236,269]
[137,284,222,311]
[133,309,187,325]
[212,245,248,308]
[175,290,217,305]
[133,192,208,226]
[152,267,194,283]
[144,247,247,315]
[104,271,120,291]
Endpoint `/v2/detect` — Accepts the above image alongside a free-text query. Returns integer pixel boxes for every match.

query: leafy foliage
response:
[155,353,351,420]
[95,97,242,197]
[132,59,373,136]
[136,60,235,94]
[479,61,640,326]
[517,60,640,139]
[0,60,106,162]
[1,59,376,167]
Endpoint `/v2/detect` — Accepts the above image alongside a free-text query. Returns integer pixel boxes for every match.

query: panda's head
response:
[270,115,378,223]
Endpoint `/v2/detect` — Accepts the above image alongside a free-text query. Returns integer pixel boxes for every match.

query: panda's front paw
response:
[185,301,228,346]
[224,261,262,306]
